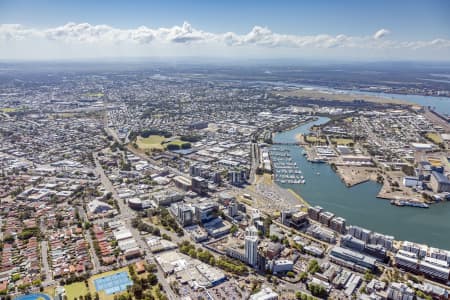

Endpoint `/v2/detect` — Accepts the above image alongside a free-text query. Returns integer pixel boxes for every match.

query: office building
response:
[430,171,450,193]
[152,189,184,207]
[177,204,194,227]
[192,176,208,195]
[249,287,278,300]
[419,257,450,282]
[229,169,247,186]
[228,201,238,217]
[341,234,365,252]
[271,259,293,274]
[329,246,377,272]
[194,202,219,223]
[173,175,192,191]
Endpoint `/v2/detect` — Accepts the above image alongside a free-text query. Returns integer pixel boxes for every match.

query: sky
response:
[0,0,449,61]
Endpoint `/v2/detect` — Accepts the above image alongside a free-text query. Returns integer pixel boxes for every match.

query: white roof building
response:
[87,199,113,214]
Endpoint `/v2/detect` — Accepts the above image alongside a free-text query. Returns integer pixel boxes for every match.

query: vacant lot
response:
[305,135,327,144]
[0,107,19,113]
[331,138,354,145]
[425,132,443,145]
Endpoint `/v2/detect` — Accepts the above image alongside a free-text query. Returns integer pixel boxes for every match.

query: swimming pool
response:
[14,293,52,300]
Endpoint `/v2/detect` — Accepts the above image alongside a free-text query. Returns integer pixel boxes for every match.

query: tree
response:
[287,271,295,278]
[152,227,160,236]
[145,263,157,273]
[269,235,279,242]
[188,249,197,258]
[308,283,327,298]
[147,273,158,286]
[3,234,14,243]
[162,233,172,241]
[132,282,143,299]
[299,272,308,282]
[128,264,135,277]
[307,260,321,274]
[364,270,374,282]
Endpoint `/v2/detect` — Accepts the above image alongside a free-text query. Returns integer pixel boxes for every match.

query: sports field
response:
[94,271,132,295]
[64,267,130,300]
[136,135,165,150]
[64,281,88,300]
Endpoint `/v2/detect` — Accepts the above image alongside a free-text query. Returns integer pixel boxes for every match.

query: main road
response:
[93,150,177,299]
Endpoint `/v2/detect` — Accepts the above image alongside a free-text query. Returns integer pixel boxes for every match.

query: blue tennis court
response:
[94,271,133,295]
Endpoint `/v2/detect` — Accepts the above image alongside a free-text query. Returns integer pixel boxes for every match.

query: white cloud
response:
[373,28,390,40]
[0,22,449,60]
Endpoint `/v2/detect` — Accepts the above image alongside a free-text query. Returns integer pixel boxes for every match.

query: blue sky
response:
[0,0,449,61]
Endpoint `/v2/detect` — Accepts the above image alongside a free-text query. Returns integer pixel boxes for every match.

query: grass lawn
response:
[64,267,131,300]
[425,132,443,145]
[164,139,191,149]
[64,281,89,300]
[136,135,166,150]
[331,138,354,145]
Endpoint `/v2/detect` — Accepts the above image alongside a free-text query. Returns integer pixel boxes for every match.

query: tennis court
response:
[94,271,133,295]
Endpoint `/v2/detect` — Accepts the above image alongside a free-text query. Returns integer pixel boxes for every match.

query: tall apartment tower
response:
[245,225,259,266]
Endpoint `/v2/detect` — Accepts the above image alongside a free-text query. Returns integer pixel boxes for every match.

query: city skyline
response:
[0,0,449,61]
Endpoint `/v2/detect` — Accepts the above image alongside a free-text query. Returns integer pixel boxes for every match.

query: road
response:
[77,206,102,273]
[93,150,177,299]
[40,240,54,286]
[249,142,259,184]
[424,107,450,131]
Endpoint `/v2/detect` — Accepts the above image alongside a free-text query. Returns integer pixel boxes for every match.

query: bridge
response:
[272,142,303,145]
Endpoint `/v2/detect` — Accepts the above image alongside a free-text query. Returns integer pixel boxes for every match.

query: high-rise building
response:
[177,204,194,227]
[191,176,208,195]
[245,235,259,267]
[228,201,238,217]
[245,225,259,267]
[246,225,259,237]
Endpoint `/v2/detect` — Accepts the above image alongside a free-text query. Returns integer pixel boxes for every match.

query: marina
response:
[270,146,305,184]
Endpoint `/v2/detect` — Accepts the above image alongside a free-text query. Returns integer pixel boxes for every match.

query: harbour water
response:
[253,80,450,115]
[273,117,450,250]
